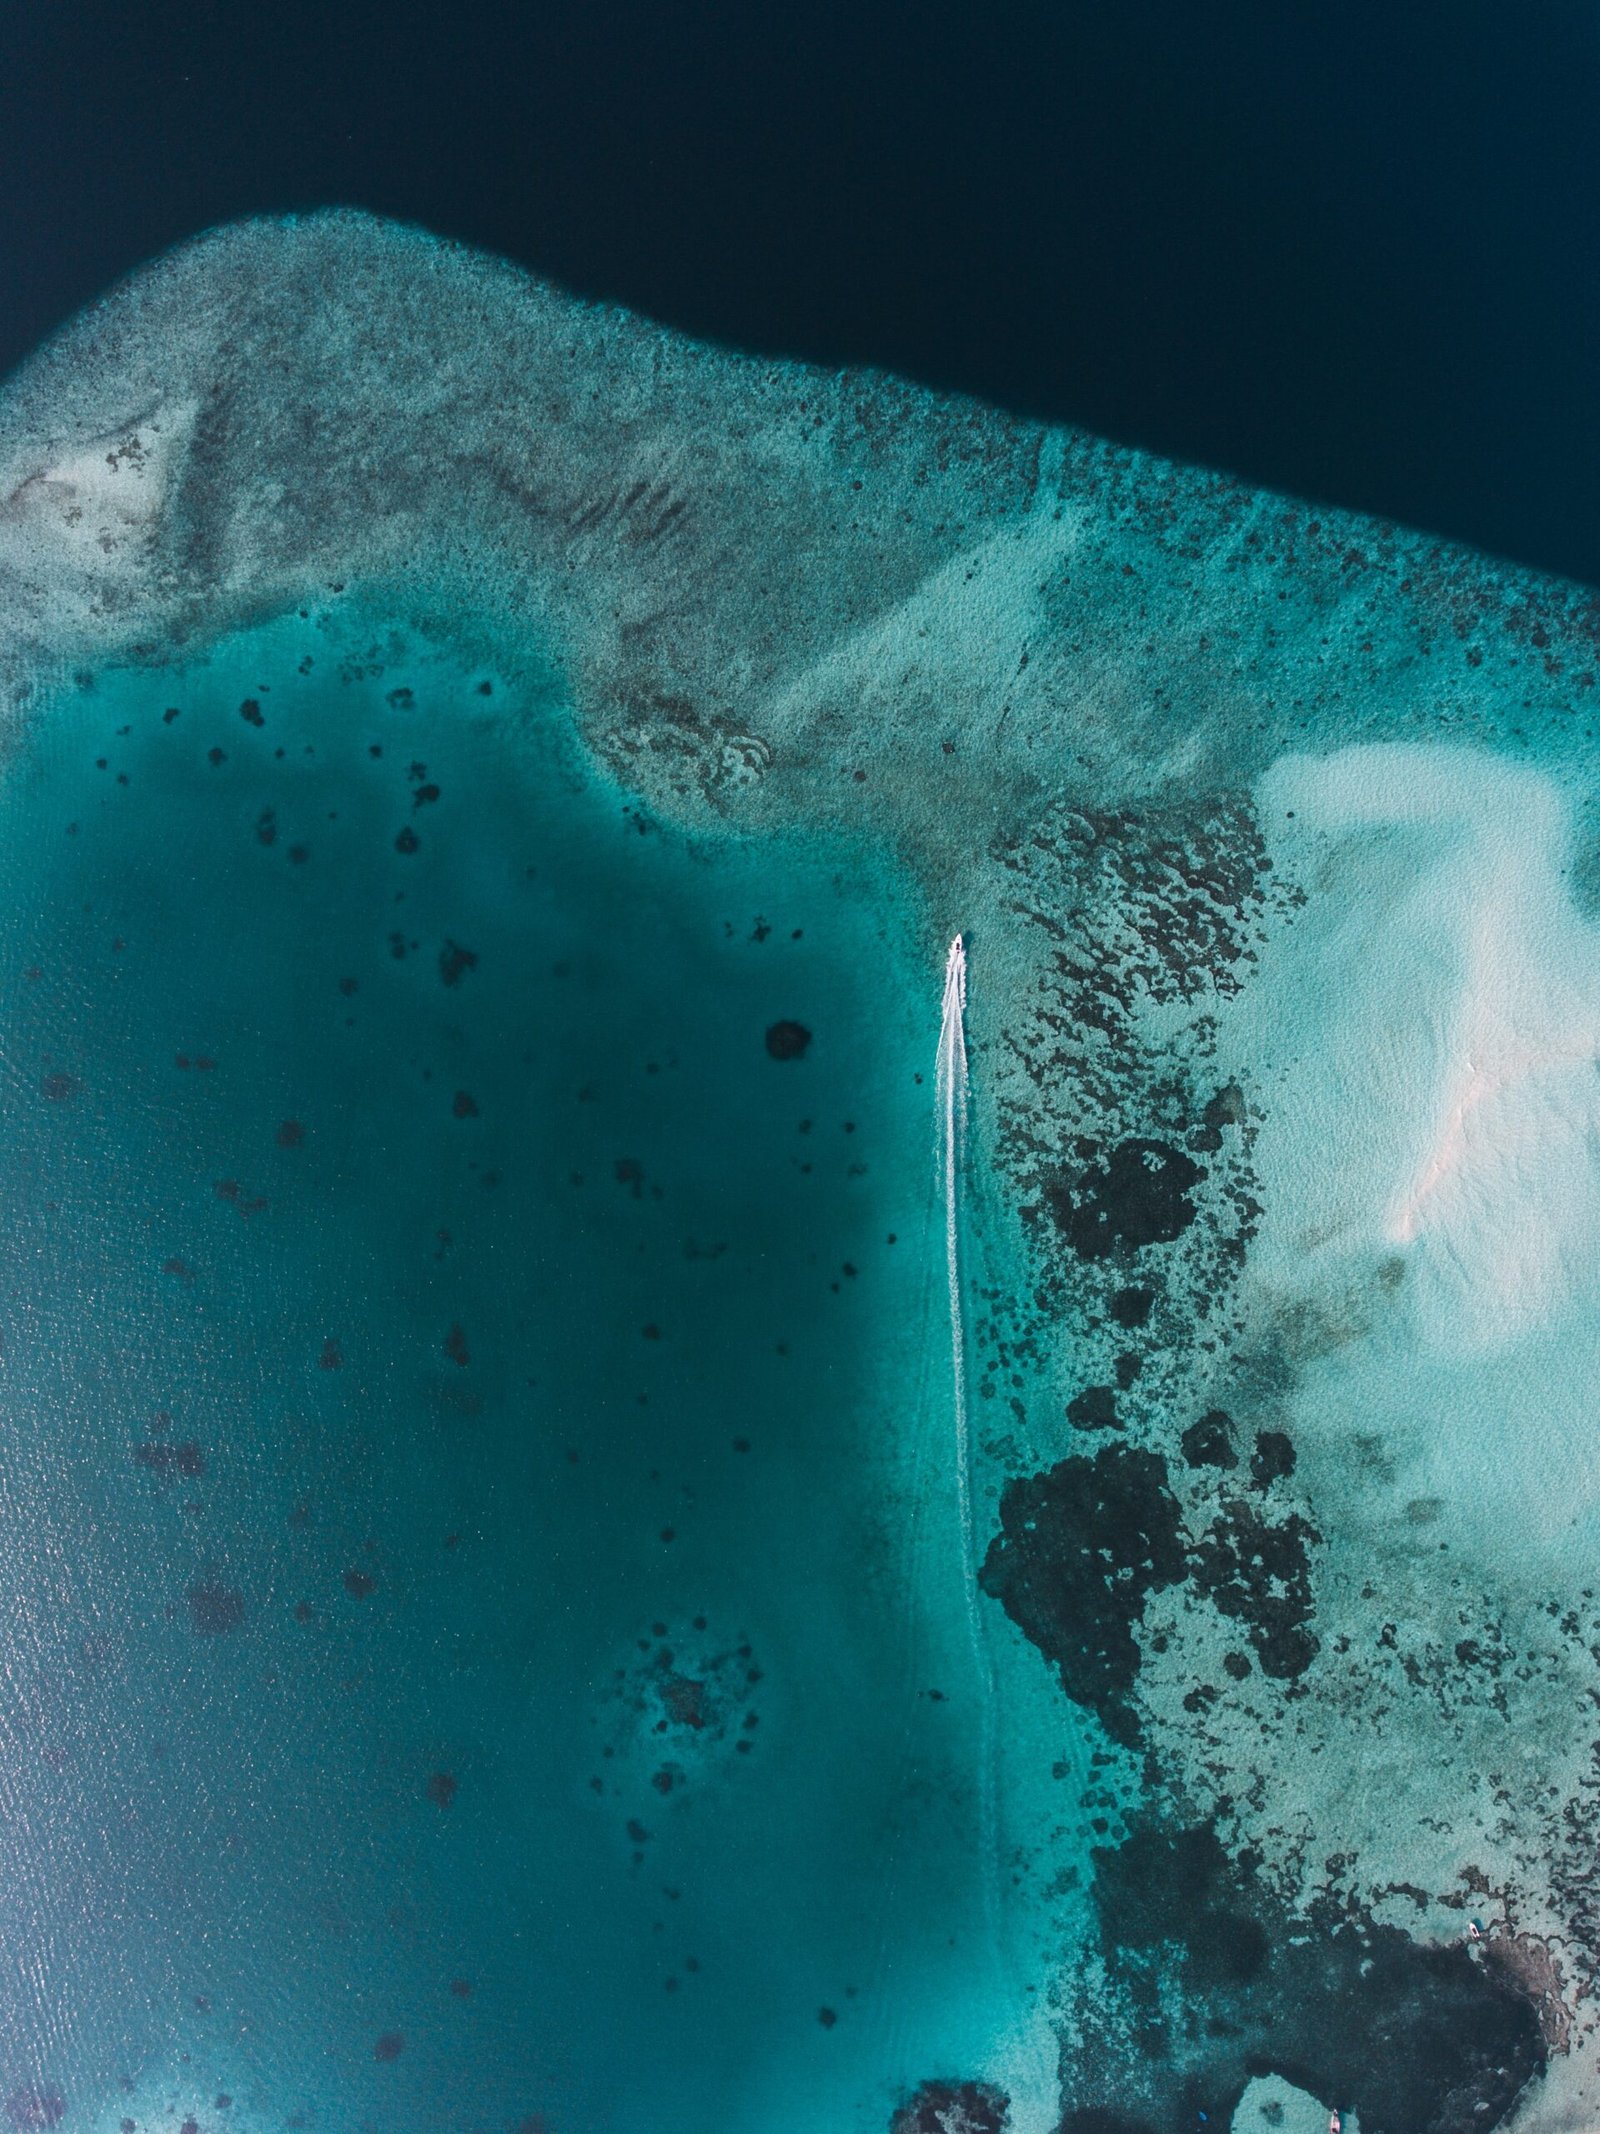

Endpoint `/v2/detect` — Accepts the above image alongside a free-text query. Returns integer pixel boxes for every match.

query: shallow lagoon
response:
[0,601,1054,2132]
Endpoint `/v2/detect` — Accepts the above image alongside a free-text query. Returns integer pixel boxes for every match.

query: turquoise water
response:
[12,210,1600,2133]
[0,599,1041,2132]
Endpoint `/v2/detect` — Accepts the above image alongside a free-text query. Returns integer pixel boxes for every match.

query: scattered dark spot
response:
[765,1020,812,1061]
[163,706,181,723]
[1222,1650,1252,1680]
[394,827,419,855]
[451,1090,479,1119]
[1113,1352,1142,1389]
[293,1601,314,1624]
[186,1576,245,1635]
[134,1439,205,1479]
[373,2032,404,2062]
[818,2007,838,2029]
[1067,1385,1120,1431]
[449,1979,473,1998]
[615,1156,645,1196]
[979,1446,1186,1745]
[1047,1139,1204,1261]
[239,698,264,727]
[438,939,478,987]
[276,1119,304,1148]
[342,1568,376,1600]
[4,2089,65,2131]
[213,1179,267,1216]
[426,1771,457,1809]
[1181,1410,1238,1470]
[642,1323,662,1341]
[413,783,440,808]
[162,1257,193,1281]
[41,1072,80,1103]
[444,1323,470,1367]
[207,747,226,766]
[319,1338,343,1371]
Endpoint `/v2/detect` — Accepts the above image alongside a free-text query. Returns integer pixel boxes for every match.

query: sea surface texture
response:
[0,213,1596,2134]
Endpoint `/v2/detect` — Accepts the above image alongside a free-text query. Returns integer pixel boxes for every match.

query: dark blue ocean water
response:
[0,3,1598,585]
[0,602,1021,2131]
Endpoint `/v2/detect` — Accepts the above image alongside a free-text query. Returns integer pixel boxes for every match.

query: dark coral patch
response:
[40,1072,80,1103]
[1065,1818,1545,2134]
[765,1019,812,1060]
[1190,1494,1320,1679]
[373,2032,404,2062]
[342,1568,376,1599]
[890,2077,1009,2133]
[1046,1138,1204,1261]
[1109,1286,1155,1329]
[444,1323,470,1367]
[1181,1409,1238,1470]
[426,1771,457,1809]
[276,1118,304,1147]
[1251,1429,1297,1486]
[979,1446,1186,1745]
[1067,1385,1120,1431]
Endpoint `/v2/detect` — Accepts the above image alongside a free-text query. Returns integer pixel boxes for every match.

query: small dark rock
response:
[185,1577,245,1635]
[765,1020,812,1060]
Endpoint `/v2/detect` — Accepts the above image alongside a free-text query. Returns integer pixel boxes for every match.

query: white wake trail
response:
[936,933,1002,1943]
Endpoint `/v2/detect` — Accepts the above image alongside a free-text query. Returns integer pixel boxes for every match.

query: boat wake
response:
[936,933,1002,1940]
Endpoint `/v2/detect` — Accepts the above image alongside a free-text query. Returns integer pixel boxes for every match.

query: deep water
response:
[0,599,1034,2132]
